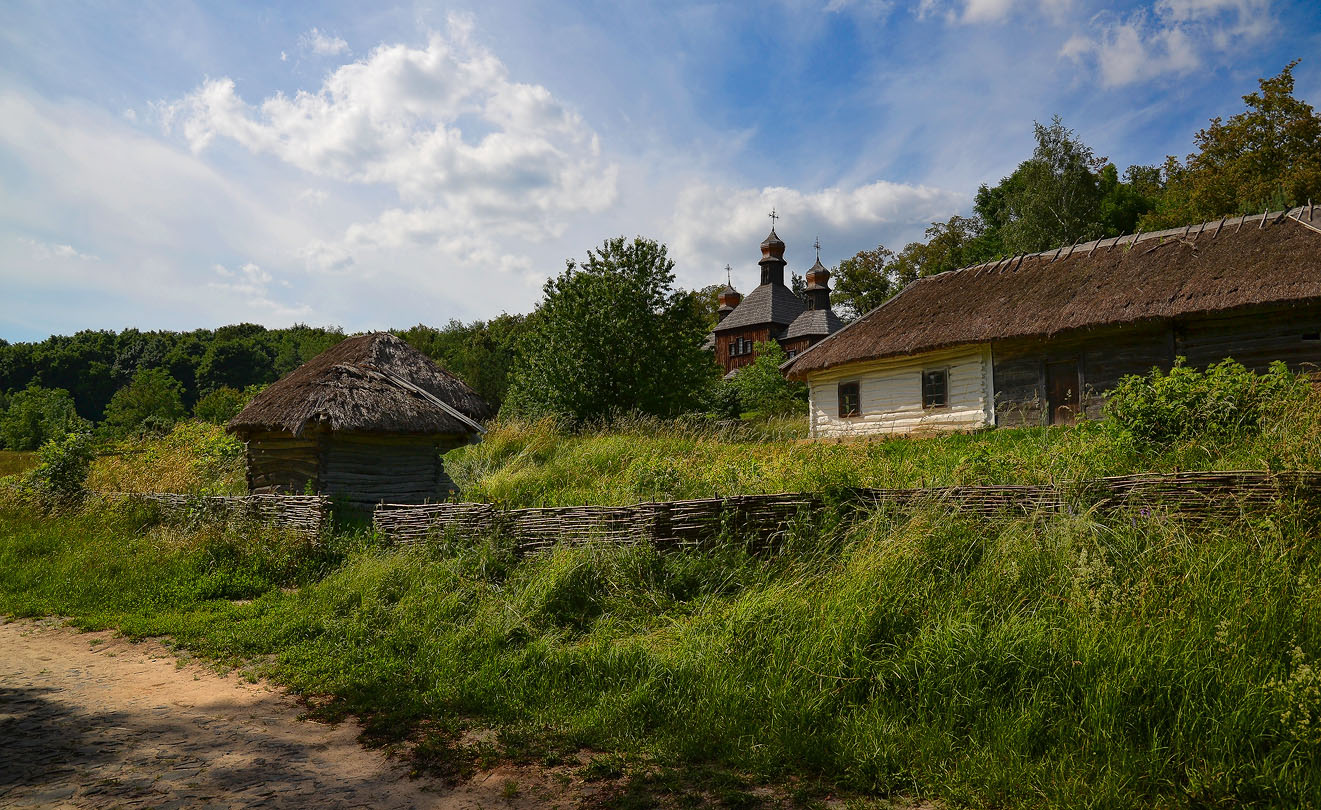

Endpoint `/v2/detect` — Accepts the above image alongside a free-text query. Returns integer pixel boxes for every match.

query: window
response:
[838,381,860,418]
[787,349,798,359]
[922,368,948,408]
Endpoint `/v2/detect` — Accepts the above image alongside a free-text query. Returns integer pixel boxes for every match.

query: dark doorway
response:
[1045,361,1080,425]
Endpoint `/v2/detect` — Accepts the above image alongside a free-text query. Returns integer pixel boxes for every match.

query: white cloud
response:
[1061,0,1272,86]
[300,27,349,56]
[208,262,312,320]
[19,237,99,262]
[163,15,617,273]
[668,179,964,286]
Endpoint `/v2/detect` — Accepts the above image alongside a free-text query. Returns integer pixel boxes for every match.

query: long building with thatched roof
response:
[228,332,490,507]
[782,207,1321,438]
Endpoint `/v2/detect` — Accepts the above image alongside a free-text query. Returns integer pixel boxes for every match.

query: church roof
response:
[783,307,845,340]
[714,281,806,333]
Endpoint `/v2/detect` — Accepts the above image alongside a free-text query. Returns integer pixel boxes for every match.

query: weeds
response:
[1,492,1318,807]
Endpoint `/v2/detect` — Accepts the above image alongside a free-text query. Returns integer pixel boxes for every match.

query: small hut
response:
[227,332,489,508]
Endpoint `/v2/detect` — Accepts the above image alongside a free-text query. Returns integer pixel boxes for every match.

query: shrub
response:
[193,384,263,425]
[1105,358,1307,448]
[102,367,187,436]
[730,341,807,417]
[0,385,88,450]
[25,432,95,499]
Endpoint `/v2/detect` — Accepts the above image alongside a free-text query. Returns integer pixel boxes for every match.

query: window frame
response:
[921,367,949,410]
[838,381,861,419]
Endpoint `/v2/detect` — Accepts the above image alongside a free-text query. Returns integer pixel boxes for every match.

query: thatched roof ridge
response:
[229,332,491,437]
[784,206,1321,379]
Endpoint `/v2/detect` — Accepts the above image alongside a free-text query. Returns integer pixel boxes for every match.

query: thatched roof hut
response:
[781,207,1321,439]
[785,208,1321,380]
[228,332,490,508]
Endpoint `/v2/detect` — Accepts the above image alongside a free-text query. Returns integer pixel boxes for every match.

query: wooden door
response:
[1045,361,1079,425]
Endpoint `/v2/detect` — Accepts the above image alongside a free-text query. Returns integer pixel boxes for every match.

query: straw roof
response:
[785,207,1321,379]
[229,332,490,437]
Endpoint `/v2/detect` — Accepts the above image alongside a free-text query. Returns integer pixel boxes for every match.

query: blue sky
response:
[2,0,1318,341]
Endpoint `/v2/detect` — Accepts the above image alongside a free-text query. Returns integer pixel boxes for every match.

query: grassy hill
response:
[3,366,1320,808]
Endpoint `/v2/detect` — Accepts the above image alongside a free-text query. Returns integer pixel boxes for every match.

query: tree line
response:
[829,62,1321,318]
[1,62,1316,444]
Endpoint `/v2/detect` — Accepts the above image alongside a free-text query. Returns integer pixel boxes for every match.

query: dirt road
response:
[0,619,583,809]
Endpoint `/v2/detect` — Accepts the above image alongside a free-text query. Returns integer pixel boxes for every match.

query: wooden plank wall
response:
[1176,307,1321,373]
[245,431,320,494]
[320,432,462,508]
[993,304,1321,426]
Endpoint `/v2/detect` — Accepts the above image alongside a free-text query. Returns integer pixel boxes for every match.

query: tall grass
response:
[0,450,38,479]
[86,421,245,495]
[2,492,1318,807]
[447,390,1321,507]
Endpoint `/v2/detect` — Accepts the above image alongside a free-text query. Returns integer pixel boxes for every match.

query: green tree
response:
[196,338,276,395]
[0,385,87,450]
[102,367,187,435]
[504,236,714,422]
[831,244,899,320]
[193,384,263,425]
[1000,117,1107,253]
[731,341,807,416]
[1141,60,1321,229]
[397,314,527,412]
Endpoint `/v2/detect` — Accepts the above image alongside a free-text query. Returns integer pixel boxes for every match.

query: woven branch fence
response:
[373,471,1321,551]
[99,492,330,536]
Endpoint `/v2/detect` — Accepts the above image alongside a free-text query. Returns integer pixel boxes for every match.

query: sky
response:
[2,0,1319,342]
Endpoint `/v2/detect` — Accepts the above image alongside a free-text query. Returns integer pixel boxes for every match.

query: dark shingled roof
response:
[785,208,1321,380]
[783,307,845,340]
[229,332,491,437]
[715,282,806,333]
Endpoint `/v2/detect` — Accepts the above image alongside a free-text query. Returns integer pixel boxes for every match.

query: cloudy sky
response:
[2,0,1318,341]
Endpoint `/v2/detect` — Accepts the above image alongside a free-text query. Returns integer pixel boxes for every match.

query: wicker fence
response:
[100,492,330,536]
[373,470,1321,551]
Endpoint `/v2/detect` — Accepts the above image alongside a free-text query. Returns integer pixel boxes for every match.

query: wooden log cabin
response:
[782,207,1321,438]
[227,332,489,508]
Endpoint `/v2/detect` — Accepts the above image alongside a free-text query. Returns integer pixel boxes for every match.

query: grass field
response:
[445,401,1321,507]
[0,450,38,479]
[4,367,1320,807]
[1,492,1318,808]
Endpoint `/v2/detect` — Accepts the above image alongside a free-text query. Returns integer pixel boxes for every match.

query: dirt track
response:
[0,619,584,809]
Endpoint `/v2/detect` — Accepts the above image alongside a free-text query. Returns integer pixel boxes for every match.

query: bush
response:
[25,432,95,499]
[1105,358,1308,448]
[193,384,263,425]
[102,367,187,436]
[0,385,88,450]
[730,341,808,417]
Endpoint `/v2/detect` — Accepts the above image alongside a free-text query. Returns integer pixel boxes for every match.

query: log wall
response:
[992,303,1321,426]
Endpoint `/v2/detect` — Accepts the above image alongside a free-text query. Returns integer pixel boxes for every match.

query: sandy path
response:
[0,619,587,809]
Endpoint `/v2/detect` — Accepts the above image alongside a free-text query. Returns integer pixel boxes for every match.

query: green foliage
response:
[23,431,95,498]
[1105,358,1308,448]
[504,236,715,422]
[730,341,807,417]
[3,496,1320,807]
[192,385,262,425]
[395,315,527,412]
[0,324,345,420]
[1143,60,1321,229]
[0,384,88,450]
[102,367,187,435]
[830,244,900,320]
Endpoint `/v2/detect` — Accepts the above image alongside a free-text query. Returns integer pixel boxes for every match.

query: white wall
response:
[806,346,994,438]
